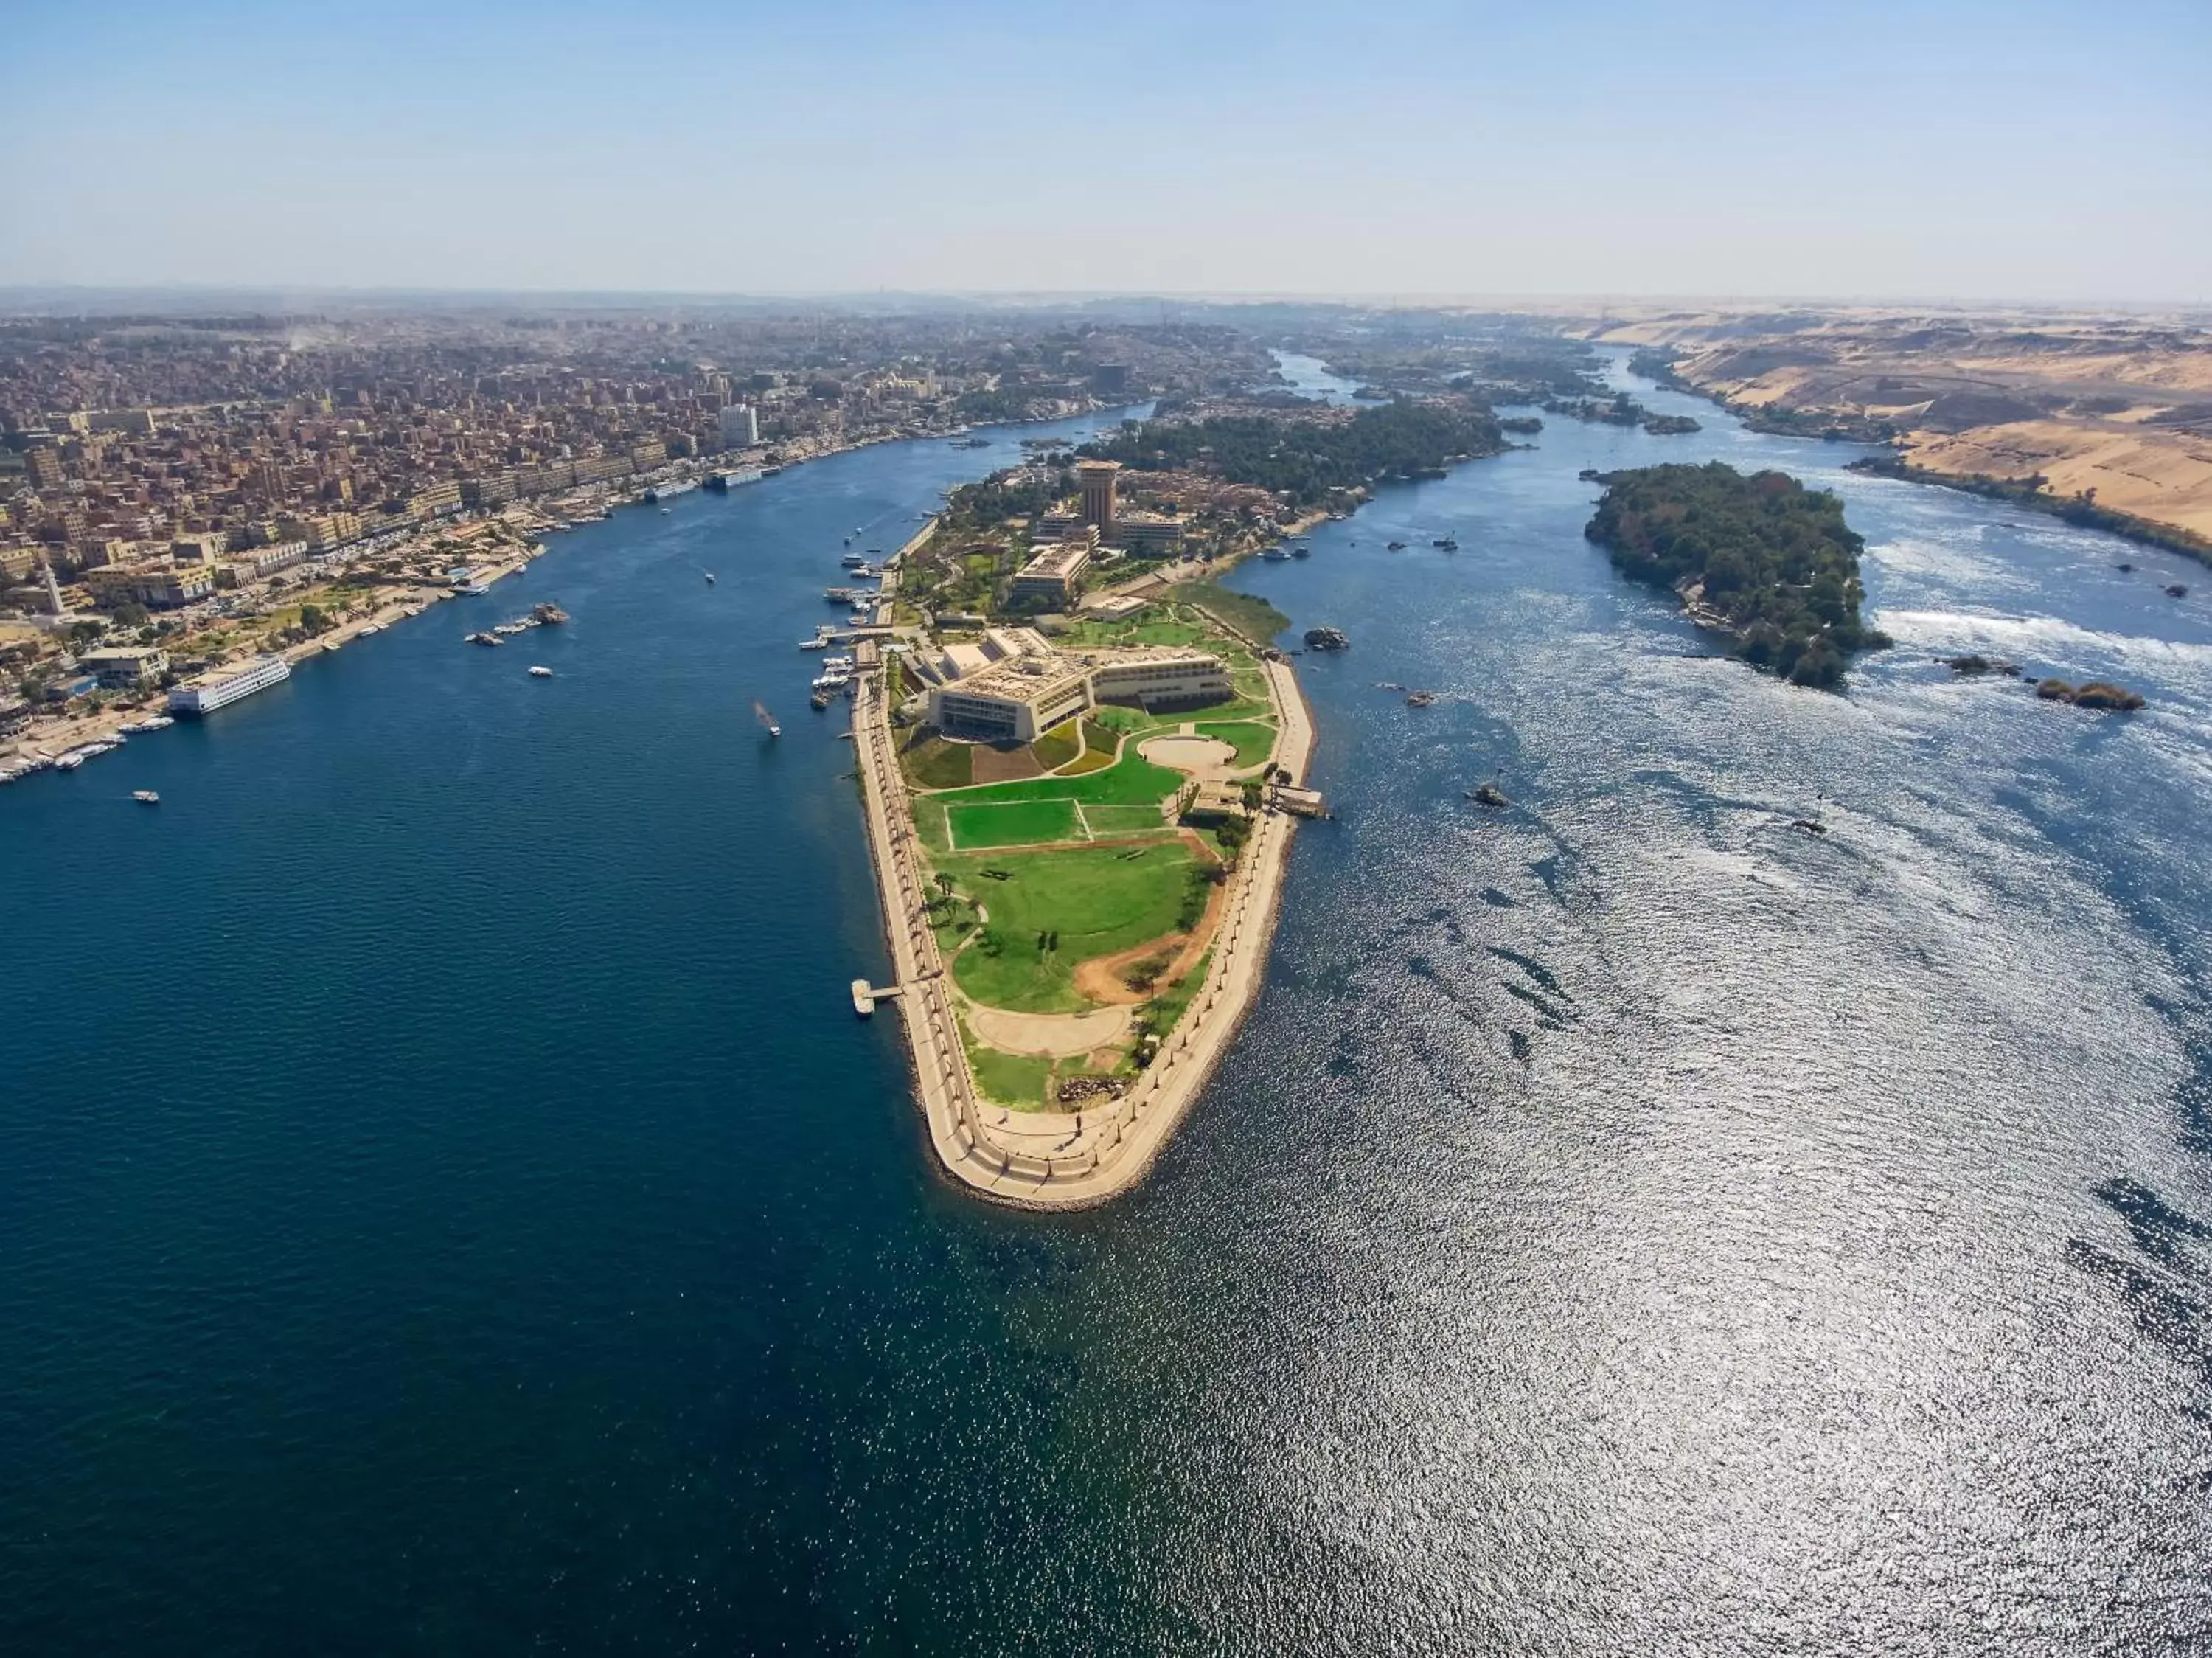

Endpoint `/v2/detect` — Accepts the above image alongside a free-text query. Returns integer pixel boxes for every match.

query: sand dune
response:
[1596,306,2212,545]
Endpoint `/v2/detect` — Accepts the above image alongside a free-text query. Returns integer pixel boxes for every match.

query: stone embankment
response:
[852,637,1315,1209]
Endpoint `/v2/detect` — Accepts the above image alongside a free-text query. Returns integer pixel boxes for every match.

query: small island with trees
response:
[1584,461,1891,688]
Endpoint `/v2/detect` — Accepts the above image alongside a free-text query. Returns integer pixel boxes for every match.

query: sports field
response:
[945,798,1083,849]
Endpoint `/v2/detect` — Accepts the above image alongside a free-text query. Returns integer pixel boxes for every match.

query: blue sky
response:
[4,0,2206,300]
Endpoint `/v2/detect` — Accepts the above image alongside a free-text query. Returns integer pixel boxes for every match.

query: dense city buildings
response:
[0,303,1271,757]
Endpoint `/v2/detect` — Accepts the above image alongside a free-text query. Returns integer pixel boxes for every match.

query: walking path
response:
[851,617,1317,1207]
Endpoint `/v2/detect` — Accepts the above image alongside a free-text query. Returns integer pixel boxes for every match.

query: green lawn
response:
[962,1028,1056,1109]
[947,798,1085,849]
[1080,803,1174,835]
[914,797,952,853]
[901,735,972,790]
[1193,721,1278,769]
[1180,582,1290,644]
[1091,693,1276,735]
[939,842,1198,1013]
[927,744,1186,809]
[1144,948,1212,1041]
[1060,616,1210,649]
[1029,720,1082,770]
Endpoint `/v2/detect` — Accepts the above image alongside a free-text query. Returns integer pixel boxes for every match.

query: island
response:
[1584,461,1891,688]
[849,388,1508,1204]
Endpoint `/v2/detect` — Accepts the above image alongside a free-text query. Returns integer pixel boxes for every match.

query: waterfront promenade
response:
[852,633,1315,1207]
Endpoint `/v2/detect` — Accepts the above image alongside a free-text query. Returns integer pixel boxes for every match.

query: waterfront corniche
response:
[5,368,2212,1649]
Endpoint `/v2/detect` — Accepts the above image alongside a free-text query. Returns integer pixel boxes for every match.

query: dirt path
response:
[1067,874,1228,1005]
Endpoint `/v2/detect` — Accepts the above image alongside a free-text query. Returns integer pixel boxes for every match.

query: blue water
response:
[5,371,2211,1654]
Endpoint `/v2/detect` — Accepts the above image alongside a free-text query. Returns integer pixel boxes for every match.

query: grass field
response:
[928,745,1186,809]
[938,842,1197,1013]
[1029,720,1082,770]
[1079,803,1175,834]
[1180,582,1290,644]
[947,798,1084,849]
[1193,721,1277,769]
[961,1024,1055,1109]
[1060,616,1211,650]
[1091,693,1276,735]
[900,735,972,790]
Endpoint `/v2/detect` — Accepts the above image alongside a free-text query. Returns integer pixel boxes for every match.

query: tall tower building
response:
[718,404,759,448]
[1077,459,1120,538]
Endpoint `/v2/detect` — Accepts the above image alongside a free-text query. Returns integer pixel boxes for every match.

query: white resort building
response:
[925,638,1231,743]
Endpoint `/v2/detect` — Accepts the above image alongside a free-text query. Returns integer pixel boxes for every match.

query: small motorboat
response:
[133,789,160,805]
[528,665,554,678]
[704,571,716,585]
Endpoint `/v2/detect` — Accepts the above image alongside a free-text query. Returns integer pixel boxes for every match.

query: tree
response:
[299,603,328,634]
[67,619,105,648]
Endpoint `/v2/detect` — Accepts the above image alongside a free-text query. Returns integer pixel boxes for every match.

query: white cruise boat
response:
[169,654,291,717]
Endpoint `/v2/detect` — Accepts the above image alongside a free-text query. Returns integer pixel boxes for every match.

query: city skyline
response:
[7,0,2208,302]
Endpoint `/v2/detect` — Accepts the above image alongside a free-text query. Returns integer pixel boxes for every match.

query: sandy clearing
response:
[966,1002,1134,1058]
[1138,733,1238,777]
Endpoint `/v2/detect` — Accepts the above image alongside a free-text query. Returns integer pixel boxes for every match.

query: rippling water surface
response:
[4,371,2209,1654]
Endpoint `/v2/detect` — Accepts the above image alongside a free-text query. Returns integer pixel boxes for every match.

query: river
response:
[2,368,2208,1654]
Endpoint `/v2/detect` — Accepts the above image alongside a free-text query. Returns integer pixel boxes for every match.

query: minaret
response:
[40,556,66,618]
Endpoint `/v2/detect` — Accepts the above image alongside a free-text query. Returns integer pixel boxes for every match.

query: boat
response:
[532,603,569,624]
[810,689,834,710]
[1386,541,1407,551]
[812,673,851,693]
[359,623,383,635]
[754,699,781,738]
[528,665,554,678]
[169,654,291,716]
[704,572,716,585]
[133,790,159,805]
[466,631,504,647]
[1407,690,1439,707]
[456,583,490,596]
[1290,544,1311,558]
[1261,547,1290,562]
[1432,537,1459,550]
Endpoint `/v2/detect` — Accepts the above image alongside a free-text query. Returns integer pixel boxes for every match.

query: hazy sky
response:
[5,0,2207,302]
